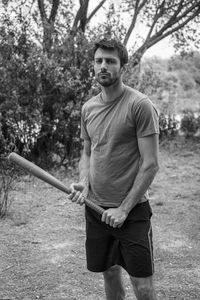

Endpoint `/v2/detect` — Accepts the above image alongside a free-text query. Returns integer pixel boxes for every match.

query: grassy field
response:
[0,139,200,300]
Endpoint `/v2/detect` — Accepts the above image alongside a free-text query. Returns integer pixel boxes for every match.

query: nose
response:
[100,59,107,71]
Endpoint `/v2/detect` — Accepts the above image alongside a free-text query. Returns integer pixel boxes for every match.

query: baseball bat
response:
[8,152,104,215]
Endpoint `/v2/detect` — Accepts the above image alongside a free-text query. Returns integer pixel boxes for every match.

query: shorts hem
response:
[87,264,154,278]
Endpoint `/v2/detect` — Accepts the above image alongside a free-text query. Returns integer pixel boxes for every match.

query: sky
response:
[143,38,175,58]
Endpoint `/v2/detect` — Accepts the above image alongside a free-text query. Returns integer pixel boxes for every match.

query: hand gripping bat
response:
[8,152,104,215]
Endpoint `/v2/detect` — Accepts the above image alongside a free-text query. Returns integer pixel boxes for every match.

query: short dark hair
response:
[92,38,128,67]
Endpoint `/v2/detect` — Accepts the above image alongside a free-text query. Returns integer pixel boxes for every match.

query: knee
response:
[137,284,154,297]
[103,265,121,281]
[131,277,155,298]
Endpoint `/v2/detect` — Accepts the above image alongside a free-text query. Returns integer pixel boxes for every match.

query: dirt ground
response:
[0,139,200,300]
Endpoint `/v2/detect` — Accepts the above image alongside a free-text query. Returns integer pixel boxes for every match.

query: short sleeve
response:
[81,109,90,140]
[134,98,159,138]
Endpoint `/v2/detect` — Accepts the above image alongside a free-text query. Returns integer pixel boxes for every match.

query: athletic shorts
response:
[85,201,154,278]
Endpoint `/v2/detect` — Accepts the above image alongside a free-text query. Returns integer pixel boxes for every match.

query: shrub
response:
[180,110,199,137]
[0,121,18,217]
[0,158,17,217]
[159,113,179,140]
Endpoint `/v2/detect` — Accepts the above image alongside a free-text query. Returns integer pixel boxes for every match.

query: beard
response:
[96,72,119,87]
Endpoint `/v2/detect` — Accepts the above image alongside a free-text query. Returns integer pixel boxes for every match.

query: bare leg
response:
[103,265,125,300]
[130,275,158,300]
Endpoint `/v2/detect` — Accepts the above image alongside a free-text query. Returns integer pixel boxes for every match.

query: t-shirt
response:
[81,85,159,207]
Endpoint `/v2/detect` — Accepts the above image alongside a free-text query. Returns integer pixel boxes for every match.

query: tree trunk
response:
[37,0,60,55]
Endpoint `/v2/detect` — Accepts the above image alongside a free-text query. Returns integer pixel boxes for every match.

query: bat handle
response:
[84,198,105,215]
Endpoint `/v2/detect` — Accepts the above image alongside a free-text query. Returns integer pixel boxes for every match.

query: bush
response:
[0,27,93,167]
[159,113,179,140]
[180,110,200,137]
[0,122,18,217]
[0,158,17,217]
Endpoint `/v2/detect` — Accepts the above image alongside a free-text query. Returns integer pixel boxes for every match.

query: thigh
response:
[85,206,120,272]
[117,220,154,278]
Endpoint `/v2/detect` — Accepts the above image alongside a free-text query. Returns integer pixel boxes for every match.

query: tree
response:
[36,0,108,55]
[120,0,200,65]
[2,1,200,62]
[37,0,60,54]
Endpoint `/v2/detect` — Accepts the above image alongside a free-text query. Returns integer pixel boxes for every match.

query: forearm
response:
[120,163,159,214]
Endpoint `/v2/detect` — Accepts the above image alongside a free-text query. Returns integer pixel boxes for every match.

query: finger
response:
[80,195,86,205]
[77,194,85,205]
[112,221,118,228]
[75,184,84,192]
[105,214,112,225]
[117,223,123,228]
[71,191,81,202]
[68,190,76,200]
[70,183,75,193]
[102,211,113,224]
[109,217,115,227]
[73,183,84,192]
[101,211,107,223]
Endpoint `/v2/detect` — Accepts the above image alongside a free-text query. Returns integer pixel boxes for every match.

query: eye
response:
[106,59,117,64]
[95,59,102,64]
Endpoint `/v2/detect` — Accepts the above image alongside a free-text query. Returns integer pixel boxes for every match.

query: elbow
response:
[143,160,159,175]
[154,162,159,174]
[152,161,159,174]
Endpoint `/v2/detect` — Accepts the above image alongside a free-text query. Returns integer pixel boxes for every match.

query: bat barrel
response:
[8,152,71,194]
[8,152,105,215]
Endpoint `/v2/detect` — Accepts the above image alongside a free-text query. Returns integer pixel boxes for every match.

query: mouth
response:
[99,73,110,78]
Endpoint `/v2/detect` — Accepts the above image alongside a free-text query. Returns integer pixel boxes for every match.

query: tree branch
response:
[49,0,60,23]
[131,1,200,66]
[148,7,200,48]
[86,0,107,24]
[134,4,200,63]
[37,0,47,21]
[124,0,147,46]
[145,0,166,42]
[72,0,85,30]
[157,1,199,37]
[80,0,89,31]
[37,0,60,54]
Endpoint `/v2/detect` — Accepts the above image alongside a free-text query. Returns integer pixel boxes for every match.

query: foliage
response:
[143,53,200,115]
[0,158,17,218]
[159,113,179,140]
[178,70,196,91]
[0,27,43,157]
[180,110,200,137]
[168,52,200,89]
[0,17,94,166]
[0,121,18,218]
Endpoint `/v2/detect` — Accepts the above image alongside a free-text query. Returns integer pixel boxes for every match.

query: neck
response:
[101,80,125,103]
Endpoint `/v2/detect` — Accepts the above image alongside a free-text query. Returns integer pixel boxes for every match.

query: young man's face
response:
[93,48,123,87]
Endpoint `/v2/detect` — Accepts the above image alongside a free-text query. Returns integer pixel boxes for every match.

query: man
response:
[68,38,159,300]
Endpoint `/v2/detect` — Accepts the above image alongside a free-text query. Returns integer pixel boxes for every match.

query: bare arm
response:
[68,139,91,205]
[102,134,159,227]
[120,133,159,213]
[79,139,91,186]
